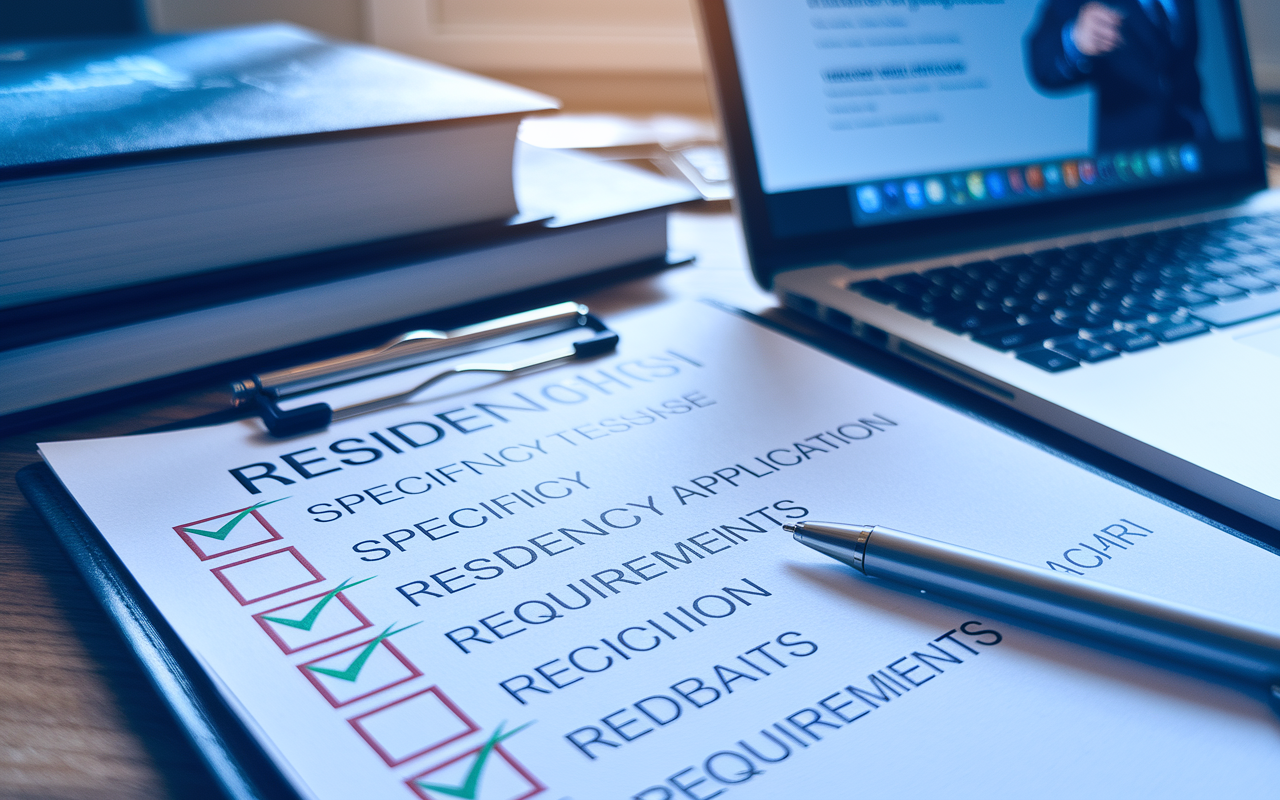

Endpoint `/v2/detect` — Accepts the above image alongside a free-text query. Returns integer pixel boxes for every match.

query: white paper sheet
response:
[40,302,1280,800]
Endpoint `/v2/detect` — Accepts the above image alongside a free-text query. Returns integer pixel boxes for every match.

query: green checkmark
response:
[417,721,533,800]
[305,621,420,682]
[182,498,287,541]
[260,576,375,631]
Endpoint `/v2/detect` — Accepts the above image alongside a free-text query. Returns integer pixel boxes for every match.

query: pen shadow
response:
[785,562,1280,729]
[0,498,225,800]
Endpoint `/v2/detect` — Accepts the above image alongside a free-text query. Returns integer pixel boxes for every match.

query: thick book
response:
[0,23,556,309]
[0,145,699,421]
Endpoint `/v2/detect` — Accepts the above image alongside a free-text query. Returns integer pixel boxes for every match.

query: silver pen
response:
[787,521,1280,704]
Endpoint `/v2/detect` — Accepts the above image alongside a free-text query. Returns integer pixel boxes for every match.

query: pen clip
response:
[235,305,617,438]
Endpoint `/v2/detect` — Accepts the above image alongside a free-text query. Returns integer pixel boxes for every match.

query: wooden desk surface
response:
[0,209,770,800]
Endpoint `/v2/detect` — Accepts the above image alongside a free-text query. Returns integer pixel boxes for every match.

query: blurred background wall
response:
[145,0,1279,114]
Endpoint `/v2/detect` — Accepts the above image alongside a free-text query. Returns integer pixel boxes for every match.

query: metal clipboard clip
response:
[224,302,617,437]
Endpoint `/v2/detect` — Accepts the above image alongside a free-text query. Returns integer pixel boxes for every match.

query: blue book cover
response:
[0,23,556,177]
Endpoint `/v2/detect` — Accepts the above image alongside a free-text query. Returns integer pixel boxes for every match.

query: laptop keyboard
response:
[849,213,1280,372]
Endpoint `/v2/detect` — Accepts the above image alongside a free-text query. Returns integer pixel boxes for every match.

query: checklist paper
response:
[39,302,1280,799]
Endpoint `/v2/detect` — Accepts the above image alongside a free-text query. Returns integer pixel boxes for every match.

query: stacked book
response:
[0,23,698,427]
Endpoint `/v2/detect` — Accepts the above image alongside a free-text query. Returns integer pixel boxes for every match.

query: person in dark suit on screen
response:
[1027,0,1213,151]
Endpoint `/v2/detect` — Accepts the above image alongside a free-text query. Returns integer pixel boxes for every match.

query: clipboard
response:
[16,299,1280,800]
[13,300,621,800]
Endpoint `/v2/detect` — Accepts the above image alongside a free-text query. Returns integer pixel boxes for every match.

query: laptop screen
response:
[716,0,1261,244]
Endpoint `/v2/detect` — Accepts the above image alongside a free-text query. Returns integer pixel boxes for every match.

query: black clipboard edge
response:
[16,462,303,800]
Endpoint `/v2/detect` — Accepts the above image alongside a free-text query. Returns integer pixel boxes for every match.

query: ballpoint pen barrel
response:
[792,522,1280,686]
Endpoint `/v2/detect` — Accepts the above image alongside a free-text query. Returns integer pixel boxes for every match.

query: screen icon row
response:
[855,143,1201,218]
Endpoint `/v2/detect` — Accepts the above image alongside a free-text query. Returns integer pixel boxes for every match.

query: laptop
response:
[698,0,1280,528]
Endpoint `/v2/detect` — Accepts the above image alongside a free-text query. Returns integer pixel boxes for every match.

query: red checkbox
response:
[297,633,421,708]
[347,687,478,766]
[406,742,545,800]
[173,504,283,561]
[210,547,323,605]
[252,587,373,655]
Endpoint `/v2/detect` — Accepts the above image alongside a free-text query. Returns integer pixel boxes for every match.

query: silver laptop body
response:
[699,0,1280,527]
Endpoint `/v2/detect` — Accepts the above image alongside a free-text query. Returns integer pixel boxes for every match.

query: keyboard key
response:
[1030,248,1064,266]
[1031,288,1063,306]
[917,293,966,317]
[972,311,1039,335]
[850,280,900,304]
[1196,281,1247,299]
[886,273,933,294]
[924,265,962,285]
[1049,337,1120,363]
[974,320,1073,351]
[1173,288,1213,306]
[1190,291,1280,327]
[1098,275,1126,293]
[1050,308,1090,328]
[1237,254,1276,269]
[1093,330,1159,352]
[1079,324,1117,339]
[893,298,929,318]
[1205,261,1247,277]
[1199,248,1232,263]
[956,260,995,280]
[1224,275,1273,292]
[1017,347,1080,372]
[1145,318,1210,342]
[935,306,1014,334]
[1086,299,1122,317]
[1144,295,1184,313]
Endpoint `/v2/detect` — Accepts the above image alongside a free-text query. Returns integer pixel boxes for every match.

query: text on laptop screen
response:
[724,0,1253,234]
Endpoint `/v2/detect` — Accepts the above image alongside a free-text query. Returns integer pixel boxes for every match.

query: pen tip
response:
[782,524,797,533]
